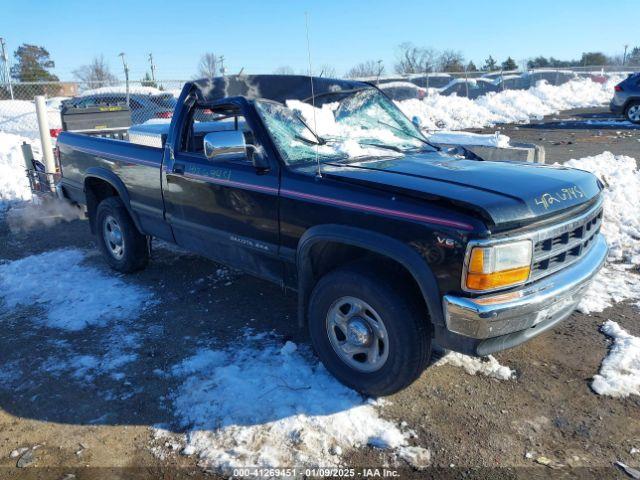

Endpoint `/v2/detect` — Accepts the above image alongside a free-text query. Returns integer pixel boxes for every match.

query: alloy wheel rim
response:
[326,296,389,373]
[629,105,640,122]
[103,215,125,260]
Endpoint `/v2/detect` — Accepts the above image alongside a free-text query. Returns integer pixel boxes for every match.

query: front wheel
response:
[626,101,640,124]
[95,197,149,273]
[308,263,431,396]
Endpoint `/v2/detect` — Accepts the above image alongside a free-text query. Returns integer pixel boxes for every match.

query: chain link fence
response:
[0,67,637,135]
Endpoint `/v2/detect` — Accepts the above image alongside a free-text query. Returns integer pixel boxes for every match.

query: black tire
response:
[95,196,148,273]
[625,100,640,124]
[308,262,431,396]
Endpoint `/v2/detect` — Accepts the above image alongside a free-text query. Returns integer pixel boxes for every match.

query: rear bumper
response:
[437,234,607,356]
[610,100,624,114]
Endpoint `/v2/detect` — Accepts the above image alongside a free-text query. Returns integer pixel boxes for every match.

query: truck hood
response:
[322,151,602,228]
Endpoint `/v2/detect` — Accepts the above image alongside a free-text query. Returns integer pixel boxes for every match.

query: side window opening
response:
[180,105,256,164]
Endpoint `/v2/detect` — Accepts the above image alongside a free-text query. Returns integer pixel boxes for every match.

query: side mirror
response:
[411,116,422,130]
[204,130,248,160]
[203,130,270,171]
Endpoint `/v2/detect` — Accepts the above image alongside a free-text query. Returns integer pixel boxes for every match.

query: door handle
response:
[173,163,185,175]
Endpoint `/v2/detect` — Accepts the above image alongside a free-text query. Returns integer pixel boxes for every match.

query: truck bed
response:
[57,131,169,239]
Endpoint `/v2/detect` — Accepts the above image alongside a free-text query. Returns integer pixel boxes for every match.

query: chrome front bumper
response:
[443,234,608,341]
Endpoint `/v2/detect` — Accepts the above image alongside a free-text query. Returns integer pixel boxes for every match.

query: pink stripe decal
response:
[173,170,472,231]
[182,171,279,194]
[281,189,474,231]
[73,145,160,167]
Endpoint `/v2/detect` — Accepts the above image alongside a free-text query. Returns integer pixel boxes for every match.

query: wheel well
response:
[85,177,118,233]
[304,241,429,324]
[625,98,640,112]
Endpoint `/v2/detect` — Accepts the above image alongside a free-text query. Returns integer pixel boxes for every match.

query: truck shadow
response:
[0,222,437,433]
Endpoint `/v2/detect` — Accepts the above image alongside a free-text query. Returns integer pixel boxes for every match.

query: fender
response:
[296,224,444,328]
[84,167,144,234]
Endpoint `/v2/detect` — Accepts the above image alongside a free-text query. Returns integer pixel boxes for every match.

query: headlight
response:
[464,240,532,292]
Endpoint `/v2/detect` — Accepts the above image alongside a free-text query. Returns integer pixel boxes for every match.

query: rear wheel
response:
[626,101,640,124]
[308,262,431,396]
[95,197,148,273]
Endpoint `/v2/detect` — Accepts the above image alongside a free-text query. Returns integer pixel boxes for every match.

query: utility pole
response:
[118,52,130,106]
[148,52,156,82]
[219,55,226,77]
[623,45,629,66]
[0,37,14,100]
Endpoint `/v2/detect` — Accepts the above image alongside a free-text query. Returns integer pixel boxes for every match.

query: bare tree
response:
[318,64,337,78]
[345,60,384,79]
[438,50,465,72]
[273,65,295,75]
[197,53,218,78]
[72,55,117,88]
[394,42,438,74]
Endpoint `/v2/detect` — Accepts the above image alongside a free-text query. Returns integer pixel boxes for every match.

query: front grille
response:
[530,202,603,281]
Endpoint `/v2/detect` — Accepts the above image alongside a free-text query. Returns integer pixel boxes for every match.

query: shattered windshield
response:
[254,88,435,165]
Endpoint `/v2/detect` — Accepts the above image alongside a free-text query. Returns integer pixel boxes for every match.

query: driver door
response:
[163,104,282,283]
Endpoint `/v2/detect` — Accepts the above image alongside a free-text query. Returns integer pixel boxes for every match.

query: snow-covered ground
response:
[558,152,640,399]
[435,352,515,380]
[0,249,155,330]
[165,334,421,471]
[0,99,61,139]
[591,321,640,398]
[561,153,640,314]
[0,131,38,210]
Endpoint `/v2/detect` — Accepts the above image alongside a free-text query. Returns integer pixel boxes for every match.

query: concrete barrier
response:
[438,142,545,164]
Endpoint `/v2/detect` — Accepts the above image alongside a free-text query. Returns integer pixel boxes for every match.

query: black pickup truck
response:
[56,75,607,395]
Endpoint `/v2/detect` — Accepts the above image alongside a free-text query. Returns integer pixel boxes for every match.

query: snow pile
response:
[0,249,154,330]
[426,130,511,148]
[561,152,640,313]
[0,99,61,139]
[435,352,515,380]
[167,333,414,473]
[397,76,622,131]
[78,85,164,97]
[0,98,56,209]
[0,131,36,210]
[591,320,640,397]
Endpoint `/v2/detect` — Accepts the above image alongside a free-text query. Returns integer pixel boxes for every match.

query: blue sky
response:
[2,0,636,80]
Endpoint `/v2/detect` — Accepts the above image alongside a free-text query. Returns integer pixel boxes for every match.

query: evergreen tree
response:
[482,56,498,71]
[11,44,59,82]
[501,57,517,70]
[580,52,607,66]
[10,44,59,98]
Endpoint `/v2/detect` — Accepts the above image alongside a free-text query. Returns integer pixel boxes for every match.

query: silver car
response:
[610,73,640,124]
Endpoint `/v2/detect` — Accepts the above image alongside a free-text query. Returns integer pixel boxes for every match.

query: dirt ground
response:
[0,107,639,479]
